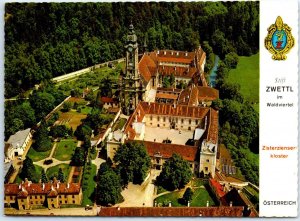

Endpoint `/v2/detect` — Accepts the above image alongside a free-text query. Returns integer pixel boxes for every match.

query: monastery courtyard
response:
[144,127,194,145]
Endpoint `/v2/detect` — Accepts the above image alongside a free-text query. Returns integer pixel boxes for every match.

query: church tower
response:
[120,23,145,115]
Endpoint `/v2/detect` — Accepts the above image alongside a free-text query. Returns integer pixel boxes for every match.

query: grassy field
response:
[155,187,216,207]
[82,164,97,206]
[46,163,71,181]
[53,139,77,161]
[27,147,51,162]
[228,53,259,105]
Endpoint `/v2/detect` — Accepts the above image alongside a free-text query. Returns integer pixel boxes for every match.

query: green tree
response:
[224,52,239,68]
[5,118,24,140]
[29,91,55,120]
[34,122,52,152]
[96,170,122,206]
[182,187,193,205]
[71,147,85,166]
[157,153,192,191]
[41,169,48,183]
[19,157,38,182]
[61,101,72,112]
[58,168,65,182]
[50,125,72,138]
[114,141,151,186]
[74,124,92,140]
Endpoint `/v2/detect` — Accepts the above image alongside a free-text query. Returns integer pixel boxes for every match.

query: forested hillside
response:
[5,2,259,98]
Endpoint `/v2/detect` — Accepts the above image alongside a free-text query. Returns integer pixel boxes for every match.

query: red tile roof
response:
[4,182,81,197]
[155,93,178,100]
[98,206,249,217]
[157,66,197,78]
[178,85,219,106]
[143,141,198,162]
[101,97,118,103]
[197,86,219,101]
[138,54,157,83]
[138,49,206,85]
[124,102,218,145]
[156,87,182,93]
[207,109,218,144]
[209,178,226,198]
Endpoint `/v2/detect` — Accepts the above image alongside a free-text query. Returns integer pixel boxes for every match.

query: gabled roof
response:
[4,181,81,197]
[143,141,198,162]
[7,128,31,149]
[178,85,219,106]
[138,54,157,83]
[209,178,226,198]
[124,102,218,145]
[157,66,198,78]
[207,109,218,144]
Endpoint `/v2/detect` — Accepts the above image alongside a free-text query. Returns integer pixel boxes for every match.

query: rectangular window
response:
[35,196,38,199]
[189,119,192,124]
[196,120,199,125]
[150,115,152,121]
[181,119,184,124]
[190,163,193,168]
[206,159,209,162]
[72,195,75,199]
[40,196,43,199]
[158,117,160,121]
[205,167,208,172]
[163,117,166,122]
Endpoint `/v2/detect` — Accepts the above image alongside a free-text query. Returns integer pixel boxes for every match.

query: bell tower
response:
[120,23,145,115]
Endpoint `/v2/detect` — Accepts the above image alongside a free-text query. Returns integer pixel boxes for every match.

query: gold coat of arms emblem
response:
[265,16,294,60]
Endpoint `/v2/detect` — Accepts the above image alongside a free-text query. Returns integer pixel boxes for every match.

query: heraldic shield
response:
[265,16,294,60]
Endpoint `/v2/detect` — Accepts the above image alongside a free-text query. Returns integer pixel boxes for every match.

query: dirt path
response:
[49,142,58,158]
[33,159,71,171]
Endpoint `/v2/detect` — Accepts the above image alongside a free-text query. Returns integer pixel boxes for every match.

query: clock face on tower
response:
[128,46,133,52]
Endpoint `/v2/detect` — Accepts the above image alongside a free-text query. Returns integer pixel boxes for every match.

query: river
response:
[208,55,219,88]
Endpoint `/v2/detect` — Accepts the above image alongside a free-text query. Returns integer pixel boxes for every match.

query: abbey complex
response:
[108,24,219,178]
[4,14,258,216]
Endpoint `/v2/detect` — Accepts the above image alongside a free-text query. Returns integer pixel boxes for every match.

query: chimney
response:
[28,181,31,187]
[185,52,188,56]
[135,115,138,122]
[206,200,209,207]
[188,201,190,207]
[176,52,179,56]
[117,207,120,211]
[138,110,141,117]
[157,50,160,55]
[164,51,166,55]
[168,201,172,207]
[19,183,22,190]
[51,185,54,191]
[230,201,233,207]
[67,183,70,189]
[171,51,174,55]
[154,201,157,207]
[42,183,45,191]
[57,182,59,189]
